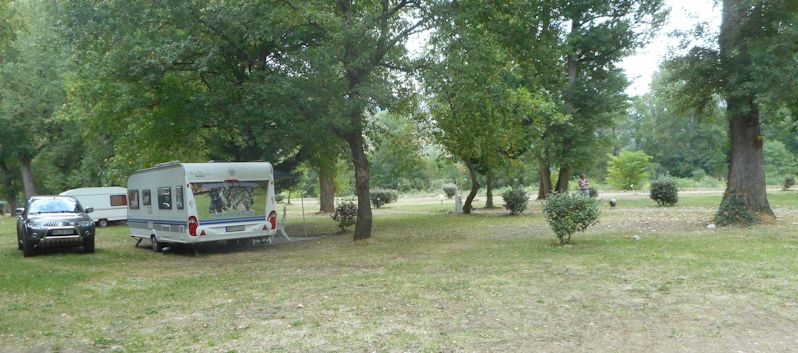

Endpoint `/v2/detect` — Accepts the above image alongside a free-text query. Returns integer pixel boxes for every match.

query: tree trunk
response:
[717,0,774,221]
[462,159,480,214]
[318,163,335,213]
[552,17,579,195]
[555,163,570,192]
[19,155,36,199]
[347,131,373,240]
[0,160,18,216]
[722,97,774,219]
[537,159,552,200]
[7,195,17,216]
[485,171,494,208]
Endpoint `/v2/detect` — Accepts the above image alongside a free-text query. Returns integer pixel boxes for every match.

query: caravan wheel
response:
[98,219,108,227]
[150,235,163,252]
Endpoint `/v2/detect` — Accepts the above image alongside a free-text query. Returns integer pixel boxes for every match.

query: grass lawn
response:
[1,190,797,352]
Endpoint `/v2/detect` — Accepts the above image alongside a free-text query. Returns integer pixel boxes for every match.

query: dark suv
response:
[16,196,96,257]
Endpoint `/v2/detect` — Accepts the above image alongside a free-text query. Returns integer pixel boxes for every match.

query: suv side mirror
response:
[85,208,94,214]
[15,208,24,215]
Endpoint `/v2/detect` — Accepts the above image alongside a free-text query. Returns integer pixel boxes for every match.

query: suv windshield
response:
[28,198,83,214]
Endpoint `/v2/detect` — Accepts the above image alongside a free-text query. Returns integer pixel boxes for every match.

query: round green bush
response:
[331,200,358,230]
[541,192,601,245]
[502,185,529,215]
[370,189,399,209]
[442,184,458,199]
[650,176,679,207]
[785,176,796,190]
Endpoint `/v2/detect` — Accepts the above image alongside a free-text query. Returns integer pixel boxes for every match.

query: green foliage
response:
[526,0,666,186]
[331,201,357,231]
[665,1,798,114]
[541,192,601,245]
[764,140,798,183]
[369,113,432,191]
[650,175,679,207]
[370,189,398,209]
[501,185,529,215]
[714,194,757,227]
[606,150,653,190]
[0,1,72,195]
[620,73,728,179]
[275,194,285,203]
[442,184,458,199]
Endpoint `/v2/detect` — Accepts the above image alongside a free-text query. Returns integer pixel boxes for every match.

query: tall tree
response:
[0,0,69,199]
[549,0,666,193]
[425,1,548,214]
[59,0,324,186]
[284,0,434,238]
[447,0,665,198]
[668,0,798,221]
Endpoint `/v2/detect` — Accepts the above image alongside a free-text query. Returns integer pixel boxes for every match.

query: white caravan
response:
[126,161,278,251]
[60,187,128,227]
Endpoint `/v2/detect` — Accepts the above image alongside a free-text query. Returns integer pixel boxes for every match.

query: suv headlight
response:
[78,221,94,227]
[27,219,46,227]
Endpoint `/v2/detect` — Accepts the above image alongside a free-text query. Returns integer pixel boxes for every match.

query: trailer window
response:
[110,194,127,207]
[158,187,172,210]
[175,186,184,210]
[142,190,151,206]
[128,190,140,209]
[190,180,267,220]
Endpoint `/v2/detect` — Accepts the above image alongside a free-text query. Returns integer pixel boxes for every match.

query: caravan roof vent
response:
[153,160,182,167]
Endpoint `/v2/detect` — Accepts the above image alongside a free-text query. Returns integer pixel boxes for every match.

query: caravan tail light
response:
[268,211,277,230]
[188,216,198,236]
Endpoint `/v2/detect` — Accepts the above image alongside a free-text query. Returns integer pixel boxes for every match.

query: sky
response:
[621,0,722,96]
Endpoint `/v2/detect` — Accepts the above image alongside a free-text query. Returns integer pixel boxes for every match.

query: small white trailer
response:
[126,161,278,251]
[59,187,128,227]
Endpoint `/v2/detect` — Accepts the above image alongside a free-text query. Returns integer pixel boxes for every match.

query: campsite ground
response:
[1,189,797,352]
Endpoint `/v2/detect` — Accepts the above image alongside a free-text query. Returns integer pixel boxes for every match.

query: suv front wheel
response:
[83,236,95,253]
[22,235,36,257]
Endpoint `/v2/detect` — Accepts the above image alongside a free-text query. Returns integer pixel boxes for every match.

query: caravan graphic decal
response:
[190,181,267,220]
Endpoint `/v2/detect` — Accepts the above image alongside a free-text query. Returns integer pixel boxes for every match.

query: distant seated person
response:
[578,175,590,196]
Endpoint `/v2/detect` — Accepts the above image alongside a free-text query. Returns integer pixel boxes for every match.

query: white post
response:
[300,192,308,237]
[277,206,290,240]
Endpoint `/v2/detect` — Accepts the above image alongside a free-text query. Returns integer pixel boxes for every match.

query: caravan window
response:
[175,186,184,210]
[142,190,151,206]
[158,187,172,210]
[190,180,266,220]
[128,190,140,209]
[110,194,127,207]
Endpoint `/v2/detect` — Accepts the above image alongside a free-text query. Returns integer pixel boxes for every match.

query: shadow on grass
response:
[132,234,345,257]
